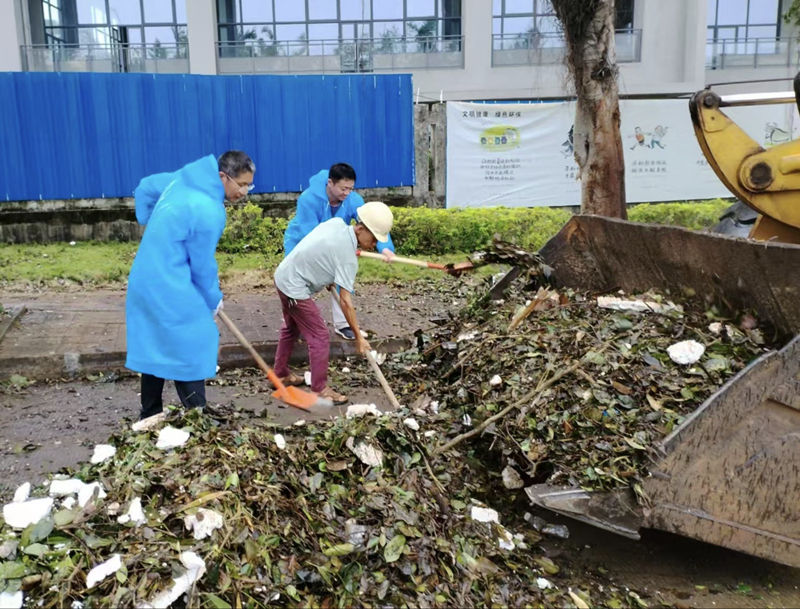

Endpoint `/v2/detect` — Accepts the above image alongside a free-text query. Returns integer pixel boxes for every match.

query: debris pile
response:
[0,406,647,609]
[386,282,783,501]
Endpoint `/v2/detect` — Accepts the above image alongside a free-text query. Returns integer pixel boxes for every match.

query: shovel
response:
[356,250,476,277]
[218,311,333,413]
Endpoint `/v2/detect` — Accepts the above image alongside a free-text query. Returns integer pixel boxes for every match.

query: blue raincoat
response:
[125,155,225,381]
[283,169,395,256]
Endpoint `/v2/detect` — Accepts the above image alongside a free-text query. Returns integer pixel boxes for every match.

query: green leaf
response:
[22,517,54,546]
[583,351,606,365]
[450,500,466,511]
[0,561,27,579]
[205,593,232,609]
[680,387,694,400]
[54,509,78,527]
[383,534,406,563]
[23,543,48,558]
[285,585,300,601]
[624,437,647,450]
[323,543,355,557]
[225,472,239,489]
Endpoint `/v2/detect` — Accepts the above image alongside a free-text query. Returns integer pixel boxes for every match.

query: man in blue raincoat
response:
[126,151,255,421]
[283,163,395,340]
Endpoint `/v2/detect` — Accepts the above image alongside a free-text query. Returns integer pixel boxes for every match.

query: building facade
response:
[0,0,796,100]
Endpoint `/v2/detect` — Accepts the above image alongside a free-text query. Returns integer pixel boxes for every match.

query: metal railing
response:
[21,43,189,73]
[491,28,642,66]
[217,35,464,74]
[706,36,798,70]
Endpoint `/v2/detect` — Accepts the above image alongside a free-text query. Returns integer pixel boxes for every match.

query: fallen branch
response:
[433,358,584,457]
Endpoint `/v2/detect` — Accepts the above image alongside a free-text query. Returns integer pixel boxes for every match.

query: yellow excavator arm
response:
[690,76,800,244]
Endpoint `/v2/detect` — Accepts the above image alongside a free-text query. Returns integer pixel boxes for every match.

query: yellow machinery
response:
[691,81,800,244]
[525,80,800,568]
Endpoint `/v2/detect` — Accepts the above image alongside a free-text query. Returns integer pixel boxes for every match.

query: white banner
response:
[445,99,798,208]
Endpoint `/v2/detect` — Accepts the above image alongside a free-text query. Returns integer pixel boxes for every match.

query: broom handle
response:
[218,310,290,399]
[357,250,447,270]
[365,351,402,410]
[328,289,402,410]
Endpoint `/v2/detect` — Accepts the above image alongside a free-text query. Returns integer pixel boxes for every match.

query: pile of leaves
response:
[0,404,649,609]
[383,278,785,503]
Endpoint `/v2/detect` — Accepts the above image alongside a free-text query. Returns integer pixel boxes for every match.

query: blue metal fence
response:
[0,72,415,201]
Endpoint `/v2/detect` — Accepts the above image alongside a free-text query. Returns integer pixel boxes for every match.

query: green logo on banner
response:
[480,126,521,151]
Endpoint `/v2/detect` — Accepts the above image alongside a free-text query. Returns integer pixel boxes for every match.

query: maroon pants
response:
[274,288,330,392]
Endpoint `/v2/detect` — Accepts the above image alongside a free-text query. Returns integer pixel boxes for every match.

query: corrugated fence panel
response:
[0,72,415,201]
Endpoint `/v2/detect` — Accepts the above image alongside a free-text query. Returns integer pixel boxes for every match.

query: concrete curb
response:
[0,305,27,346]
[0,336,412,381]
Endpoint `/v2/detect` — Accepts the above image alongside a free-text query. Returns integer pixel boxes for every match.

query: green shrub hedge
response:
[218,199,732,257]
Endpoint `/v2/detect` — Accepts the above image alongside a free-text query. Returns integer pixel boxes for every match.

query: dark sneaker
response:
[335,327,356,340]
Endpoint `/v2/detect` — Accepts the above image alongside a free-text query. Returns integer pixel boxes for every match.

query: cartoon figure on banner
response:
[649,125,667,149]
[561,125,574,157]
[765,122,791,147]
[628,125,669,151]
[630,127,646,150]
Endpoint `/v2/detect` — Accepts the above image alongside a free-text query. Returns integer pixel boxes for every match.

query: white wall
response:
[0,0,25,71]
[186,0,218,75]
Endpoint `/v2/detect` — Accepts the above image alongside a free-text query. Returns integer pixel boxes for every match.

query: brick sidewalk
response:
[0,285,447,379]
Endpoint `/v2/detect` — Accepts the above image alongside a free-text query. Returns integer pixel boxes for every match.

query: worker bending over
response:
[126,151,255,421]
[283,163,395,340]
[273,202,394,405]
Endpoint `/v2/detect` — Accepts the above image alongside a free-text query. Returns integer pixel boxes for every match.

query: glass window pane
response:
[341,0,371,20]
[124,27,143,43]
[276,2,305,22]
[748,0,779,25]
[241,0,273,22]
[373,1,402,20]
[747,24,777,39]
[536,15,559,34]
[439,0,460,18]
[504,0,533,15]
[373,20,401,37]
[707,0,717,26]
[309,0,337,20]
[536,0,554,15]
[309,22,339,40]
[716,0,747,26]
[145,26,177,43]
[175,0,186,24]
[493,16,501,34]
[76,0,107,25]
[407,19,438,38]
[503,16,533,34]
[407,0,435,17]
[109,0,142,25]
[493,0,501,16]
[78,26,111,44]
[275,23,306,40]
[143,0,174,23]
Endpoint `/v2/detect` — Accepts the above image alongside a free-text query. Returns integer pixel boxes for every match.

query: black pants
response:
[140,374,206,420]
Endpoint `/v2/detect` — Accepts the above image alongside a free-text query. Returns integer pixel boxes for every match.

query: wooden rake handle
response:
[365,351,402,410]
[217,310,290,399]
[357,249,447,270]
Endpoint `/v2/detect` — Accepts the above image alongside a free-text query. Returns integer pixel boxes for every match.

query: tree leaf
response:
[323,543,355,557]
[0,561,28,579]
[23,543,48,558]
[383,534,406,563]
[205,593,233,609]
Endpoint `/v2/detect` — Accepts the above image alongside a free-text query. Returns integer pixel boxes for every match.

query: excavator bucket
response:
[530,216,800,568]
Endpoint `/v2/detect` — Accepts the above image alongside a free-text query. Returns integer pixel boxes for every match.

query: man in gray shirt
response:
[272,201,394,405]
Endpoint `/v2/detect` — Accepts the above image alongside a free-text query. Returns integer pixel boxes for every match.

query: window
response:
[707,0,780,41]
[492,0,635,48]
[217,0,462,55]
[42,0,187,50]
